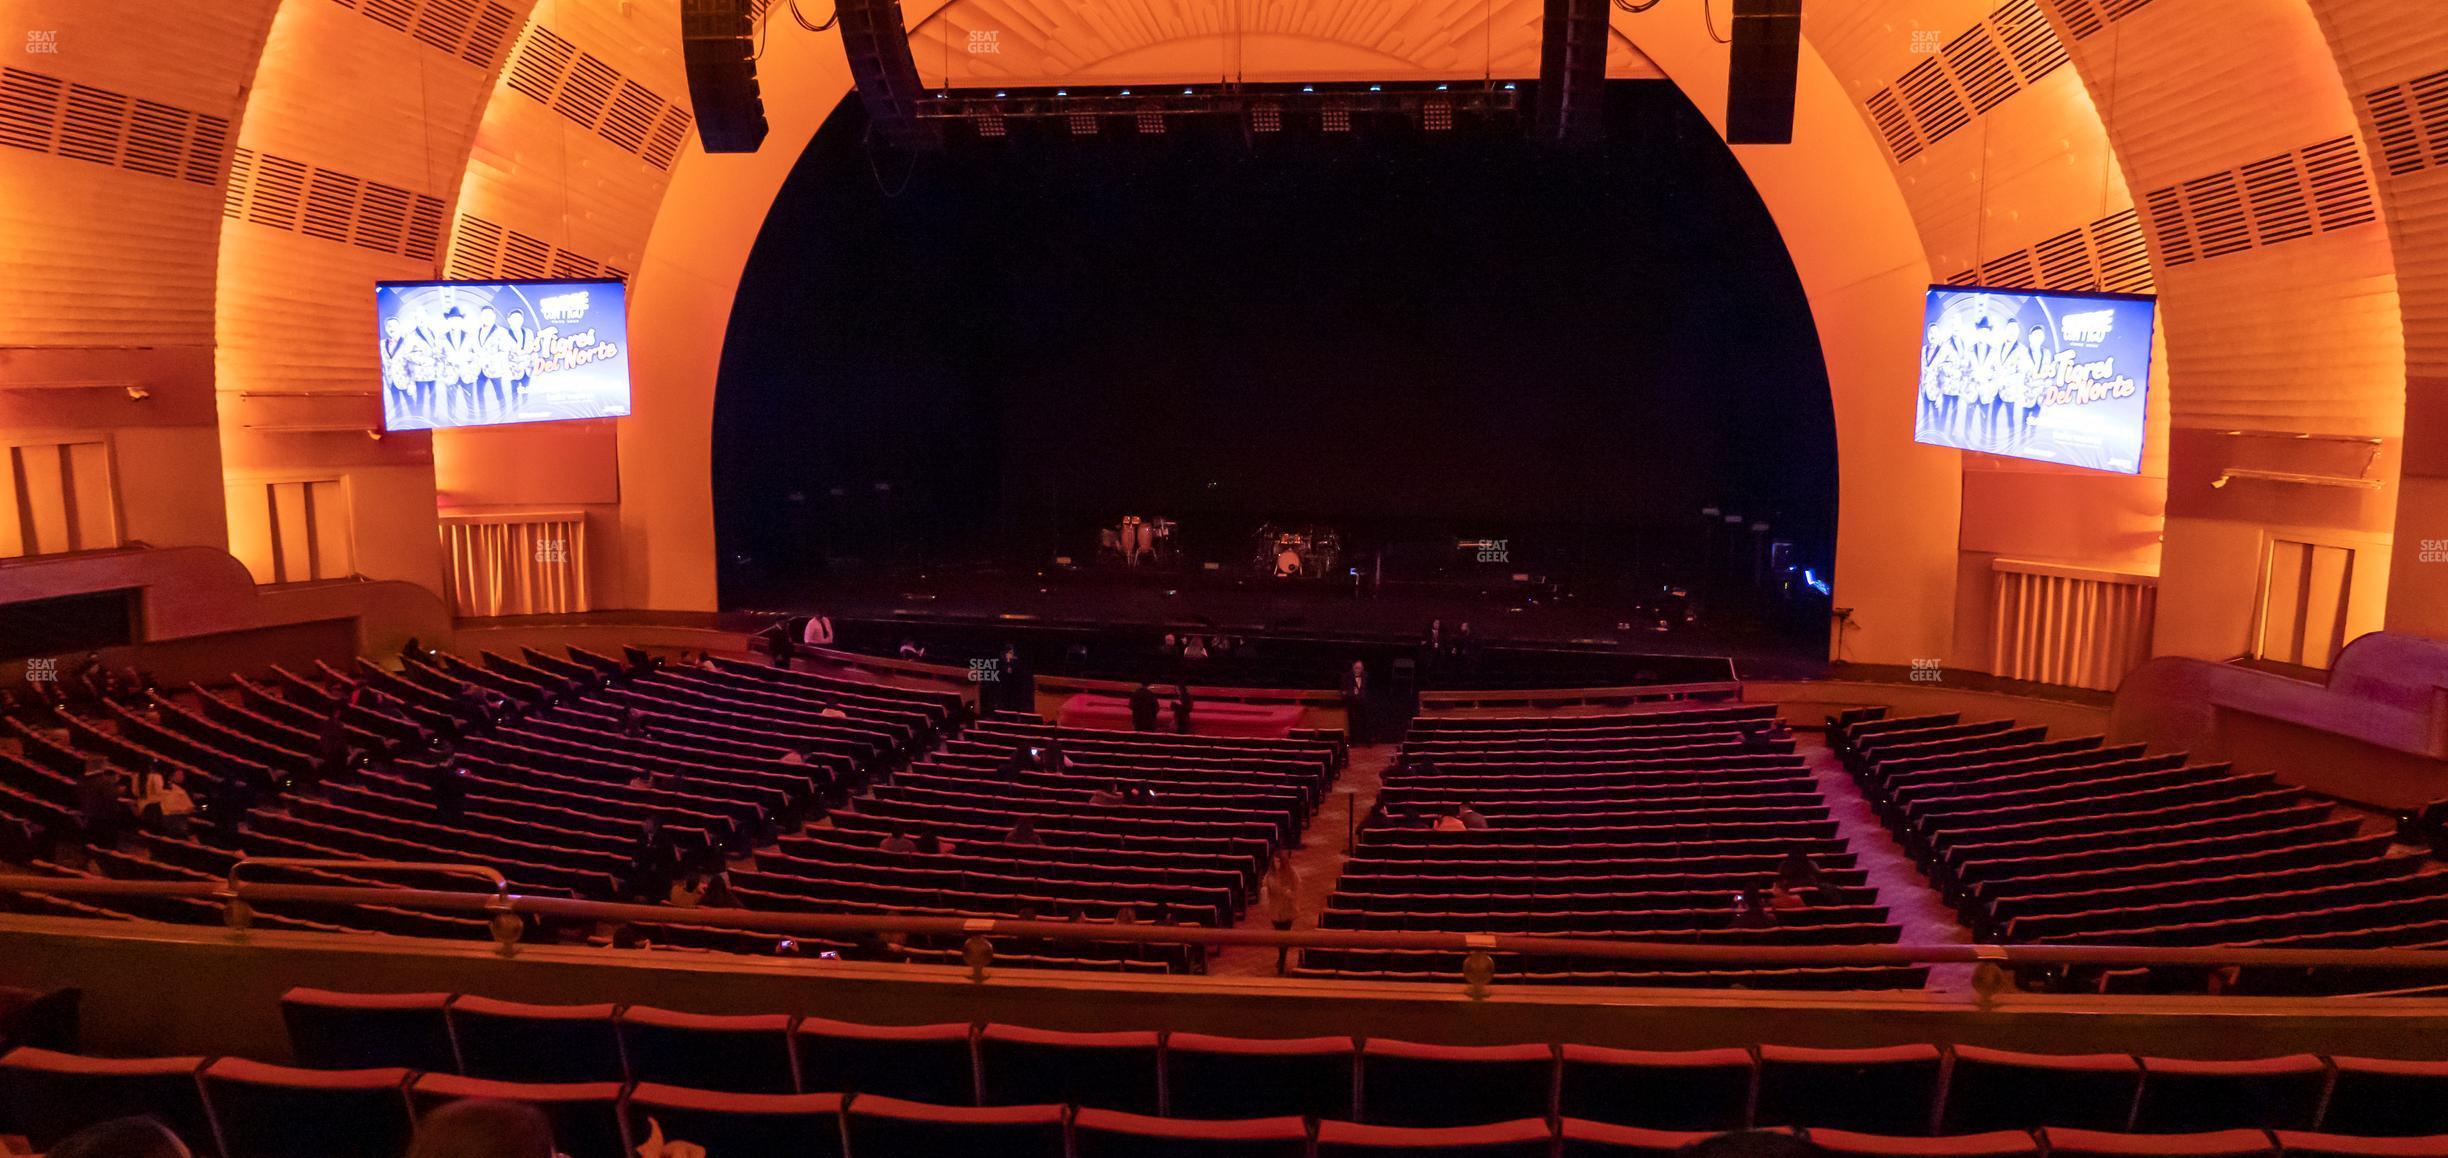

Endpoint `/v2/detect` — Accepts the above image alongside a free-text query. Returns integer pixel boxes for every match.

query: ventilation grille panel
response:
[2361,66,2448,179]
[1943,208,2156,295]
[223,145,446,261]
[444,212,630,283]
[2142,136,2378,268]
[329,0,520,70]
[1863,0,2076,163]
[501,24,692,170]
[0,68,229,186]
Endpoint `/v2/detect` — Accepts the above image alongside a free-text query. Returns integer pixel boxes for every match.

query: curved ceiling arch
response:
[609,0,1956,663]
[107,0,2435,666]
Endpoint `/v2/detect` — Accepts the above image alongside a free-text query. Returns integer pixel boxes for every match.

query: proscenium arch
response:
[622,0,1958,666]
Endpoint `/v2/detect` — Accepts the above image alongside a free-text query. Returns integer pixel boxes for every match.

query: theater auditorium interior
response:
[13,0,2448,1154]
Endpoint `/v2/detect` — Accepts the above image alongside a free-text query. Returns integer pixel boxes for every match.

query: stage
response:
[729,561,1831,685]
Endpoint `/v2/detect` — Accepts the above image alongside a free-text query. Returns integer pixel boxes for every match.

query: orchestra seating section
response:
[6,992,2448,1157]
[1299,704,1919,989]
[8,643,2448,995]
[1829,708,2448,995]
[0,646,1339,974]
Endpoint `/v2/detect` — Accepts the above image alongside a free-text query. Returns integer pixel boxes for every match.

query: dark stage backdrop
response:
[713,81,1835,600]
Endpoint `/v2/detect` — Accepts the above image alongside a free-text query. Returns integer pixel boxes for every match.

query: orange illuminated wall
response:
[211,0,535,595]
[0,2,275,558]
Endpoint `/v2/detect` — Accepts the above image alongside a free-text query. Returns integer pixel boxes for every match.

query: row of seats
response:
[1304,706,1900,986]
[1829,708,2448,995]
[257,991,2448,1136]
[0,645,970,952]
[758,717,1343,972]
[16,1042,2446,1158]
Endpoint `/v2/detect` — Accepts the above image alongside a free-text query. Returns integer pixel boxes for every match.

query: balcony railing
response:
[10,863,2448,1001]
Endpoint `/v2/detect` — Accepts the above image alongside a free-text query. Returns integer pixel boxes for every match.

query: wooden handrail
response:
[10,873,2448,974]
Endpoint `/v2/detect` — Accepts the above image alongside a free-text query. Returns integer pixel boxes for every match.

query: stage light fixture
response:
[1323,105,1351,132]
[1252,104,1283,133]
[1424,99,1454,131]
[1136,110,1167,134]
[1069,112,1099,136]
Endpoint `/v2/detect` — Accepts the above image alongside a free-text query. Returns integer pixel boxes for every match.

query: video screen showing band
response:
[373,278,631,431]
[1914,285,2157,474]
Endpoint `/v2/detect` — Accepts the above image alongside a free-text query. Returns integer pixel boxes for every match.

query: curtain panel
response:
[438,512,590,617]
[1989,558,2158,691]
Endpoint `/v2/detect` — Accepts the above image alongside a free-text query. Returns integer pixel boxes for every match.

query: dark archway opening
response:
[713,80,1836,672]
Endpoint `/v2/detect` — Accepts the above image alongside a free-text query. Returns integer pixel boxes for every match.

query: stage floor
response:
[729,563,1830,681]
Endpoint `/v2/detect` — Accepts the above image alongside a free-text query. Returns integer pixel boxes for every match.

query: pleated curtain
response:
[1989,560,2158,691]
[438,512,590,617]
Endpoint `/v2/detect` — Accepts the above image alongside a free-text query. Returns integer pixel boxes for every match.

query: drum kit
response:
[1254,523,1340,578]
[1099,515,1178,567]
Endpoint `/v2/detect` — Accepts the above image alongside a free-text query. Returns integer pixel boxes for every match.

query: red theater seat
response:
[200,1057,415,1158]
[1807,1128,2043,1158]
[976,1024,1163,1115]
[2132,1057,2329,1133]
[793,1016,978,1104]
[1072,1107,1311,1158]
[1941,1046,2141,1133]
[2044,1129,2281,1158]
[1357,1039,1557,1128]
[1755,1044,1943,1135]
[2274,1134,2448,1158]
[2317,1059,2448,1137]
[1316,1117,1557,1157]
[1557,1044,1755,1131]
[0,1047,216,1158]
[1558,1120,1725,1158]
[408,1074,627,1158]
[280,987,459,1073]
[1164,1032,1357,1120]
[446,996,624,1084]
[624,1083,846,1157]
[841,1093,1067,1158]
[616,1006,796,1094]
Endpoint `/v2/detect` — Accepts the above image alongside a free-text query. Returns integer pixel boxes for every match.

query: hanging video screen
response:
[373,278,631,431]
[1914,285,2156,474]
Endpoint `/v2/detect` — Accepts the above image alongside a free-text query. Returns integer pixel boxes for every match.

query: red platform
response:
[1056,693,1304,739]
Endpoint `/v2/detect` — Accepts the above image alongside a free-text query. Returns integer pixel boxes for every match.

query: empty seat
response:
[2133,1057,2329,1133]
[1808,1128,2044,1158]
[1073,1107,1310,1158]
[2274,1134,2448,1158]
[1756,1044,1943,1134]
[1317,1118,1556,1158]
[0,1047,215,1157]
[2044,1129,2280,1158]
[625,1084,846,1157]
[1559,1120,1724,1158]
[200,1058,415,1158]
[408,1074,627,1158]
[842,1093,1066,1158]
[1358,1039,1556,1128]
[617,1007,795,1094]
[1558,1044,1754,1131]
[447,996,624,1084]
[976,1025,1162,1115]
[281,988,459,1073]
[1165,1032,1356,1120]
[1942,1046,2140,1133]
[2318,1059,2448,1137]
[794,1017,977,1104]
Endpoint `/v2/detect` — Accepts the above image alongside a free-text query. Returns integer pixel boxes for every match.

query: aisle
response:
[1798,733,1977,991]
[1206,743,1394,978]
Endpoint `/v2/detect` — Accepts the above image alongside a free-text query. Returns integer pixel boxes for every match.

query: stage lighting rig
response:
[915,82,1525,145]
